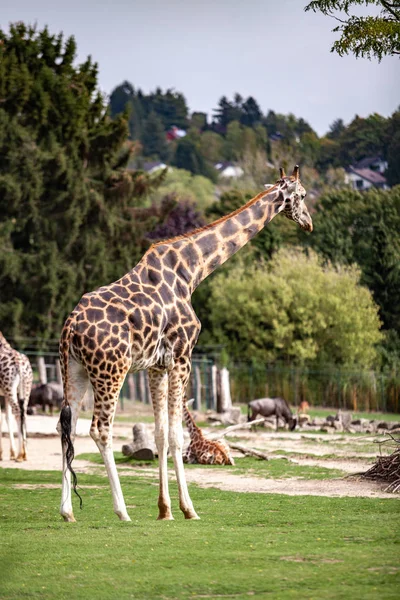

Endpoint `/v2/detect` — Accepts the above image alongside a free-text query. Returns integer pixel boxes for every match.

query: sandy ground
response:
[0,414,397,500]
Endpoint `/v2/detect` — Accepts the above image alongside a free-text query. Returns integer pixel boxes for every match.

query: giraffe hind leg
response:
[90,378,130,522]
[148,368,173,520]
[168,359,200,520]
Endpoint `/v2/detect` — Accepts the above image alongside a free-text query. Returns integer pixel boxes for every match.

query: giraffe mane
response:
[151,181,281,247]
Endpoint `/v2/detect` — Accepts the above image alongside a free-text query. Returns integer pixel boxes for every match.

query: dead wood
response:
[121,423,156,461]
[361,434,400,493]
[209,417,266,440]
[227,442,269,461]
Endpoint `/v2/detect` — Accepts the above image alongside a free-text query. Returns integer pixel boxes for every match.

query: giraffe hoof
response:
[116,513,131,522]
[15,455,24,463]
[157,514,174,521]
[184,511,200,520]
[62,514,76,523]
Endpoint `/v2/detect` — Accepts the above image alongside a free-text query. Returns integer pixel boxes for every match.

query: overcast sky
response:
[1,0,399,135]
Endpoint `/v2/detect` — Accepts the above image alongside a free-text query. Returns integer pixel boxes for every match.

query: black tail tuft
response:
[18,398,25,436]
[60,405,83,509]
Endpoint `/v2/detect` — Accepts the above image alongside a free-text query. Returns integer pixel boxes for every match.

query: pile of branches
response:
[362,434,400,493]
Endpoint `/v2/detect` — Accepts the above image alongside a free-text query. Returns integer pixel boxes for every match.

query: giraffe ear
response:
[279,167,286,179]
[291,165,300,181]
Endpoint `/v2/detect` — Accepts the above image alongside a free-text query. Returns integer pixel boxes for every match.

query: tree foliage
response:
[302,186,400,332]
[305,0,400,60]
[206,249,382,368]
[0,23,168,340]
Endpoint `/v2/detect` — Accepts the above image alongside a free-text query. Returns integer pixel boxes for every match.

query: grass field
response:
[0,464,399,600]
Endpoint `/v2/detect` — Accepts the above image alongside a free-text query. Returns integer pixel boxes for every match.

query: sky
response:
[1,0,399,136]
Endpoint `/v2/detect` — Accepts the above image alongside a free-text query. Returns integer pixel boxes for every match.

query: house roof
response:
[348,167,387,185]
[354,156,385,170]
[143,161,167,173]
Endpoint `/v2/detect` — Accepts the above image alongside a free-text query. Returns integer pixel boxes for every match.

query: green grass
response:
[0,467,399,600]
[306,408,400,422]
[75,452,346,480]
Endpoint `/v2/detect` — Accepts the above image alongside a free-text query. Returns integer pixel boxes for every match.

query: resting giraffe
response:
[57,165,312,523]
[182,400,234,465]
[0,332,33,461]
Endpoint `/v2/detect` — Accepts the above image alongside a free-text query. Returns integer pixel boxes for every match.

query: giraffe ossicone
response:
[57,164,312,523]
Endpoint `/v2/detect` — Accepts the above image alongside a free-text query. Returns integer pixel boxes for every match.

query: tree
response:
[0,23,167,340]
[305,1,400,60]
[240,97,262,128]
[149,168,215,212]
[172,135,217,181]
[147,197,206,241]
[302,186,400,332]
[206,249,382,367]
[338,113,388,165]
[386,108,400,186]
[140,111,169,159]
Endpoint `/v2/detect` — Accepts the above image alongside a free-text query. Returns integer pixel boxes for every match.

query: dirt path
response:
[1,415,397,500]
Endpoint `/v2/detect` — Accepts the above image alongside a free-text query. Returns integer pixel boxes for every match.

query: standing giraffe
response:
[57,165,312,523]
[182,399,234,465]
[0,332,33,461]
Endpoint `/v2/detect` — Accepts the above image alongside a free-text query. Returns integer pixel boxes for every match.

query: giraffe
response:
[182,399,234,465]
[0,332,33,461]
[57,165,312,523]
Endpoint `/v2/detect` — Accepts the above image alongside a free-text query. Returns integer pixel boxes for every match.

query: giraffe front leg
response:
[148,368,173,520]
[168,360,200,520]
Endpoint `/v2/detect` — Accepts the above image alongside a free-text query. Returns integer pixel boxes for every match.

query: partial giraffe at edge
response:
[57,165,312,523]
[0,332,33,461]
[183,399,234,465]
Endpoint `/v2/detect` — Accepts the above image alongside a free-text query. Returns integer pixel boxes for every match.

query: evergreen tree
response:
[140,111,169,159]
[0,23,167,341]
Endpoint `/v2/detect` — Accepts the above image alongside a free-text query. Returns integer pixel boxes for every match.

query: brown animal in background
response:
[297,400,310,415]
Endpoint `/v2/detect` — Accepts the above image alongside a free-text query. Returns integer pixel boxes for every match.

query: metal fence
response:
[20,347,400,414]
[229,363,400,414]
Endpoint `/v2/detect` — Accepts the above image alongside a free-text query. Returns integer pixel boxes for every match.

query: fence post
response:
[55,360,62,385]
[37,356,47,384]
[210,365,218,411]
[218,367,232,413]
[127,374,136,402]
[193,365,202,411]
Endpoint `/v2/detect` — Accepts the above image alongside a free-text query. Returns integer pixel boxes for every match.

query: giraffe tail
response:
[15,354,26,439]
[59,314,82,509]
[59,405,82,509]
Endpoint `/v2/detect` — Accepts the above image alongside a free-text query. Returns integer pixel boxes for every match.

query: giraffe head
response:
[274,165,313,232]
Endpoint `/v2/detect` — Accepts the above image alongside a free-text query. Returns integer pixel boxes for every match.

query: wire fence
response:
[16,341,400,414]
[229,363,400,414]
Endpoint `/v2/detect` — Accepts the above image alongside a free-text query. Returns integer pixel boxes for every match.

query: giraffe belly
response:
[129,336,175,373]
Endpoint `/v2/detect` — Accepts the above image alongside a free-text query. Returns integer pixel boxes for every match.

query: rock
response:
[336,410,352,431]
[333,420,343,432]
[377,421,390,430]
[220,407,242,425]
[310,417,325,427]
[298,414,310,426]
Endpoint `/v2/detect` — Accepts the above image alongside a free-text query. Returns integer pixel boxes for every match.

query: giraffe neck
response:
[151,183,285,293]
[183,403,204,441]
